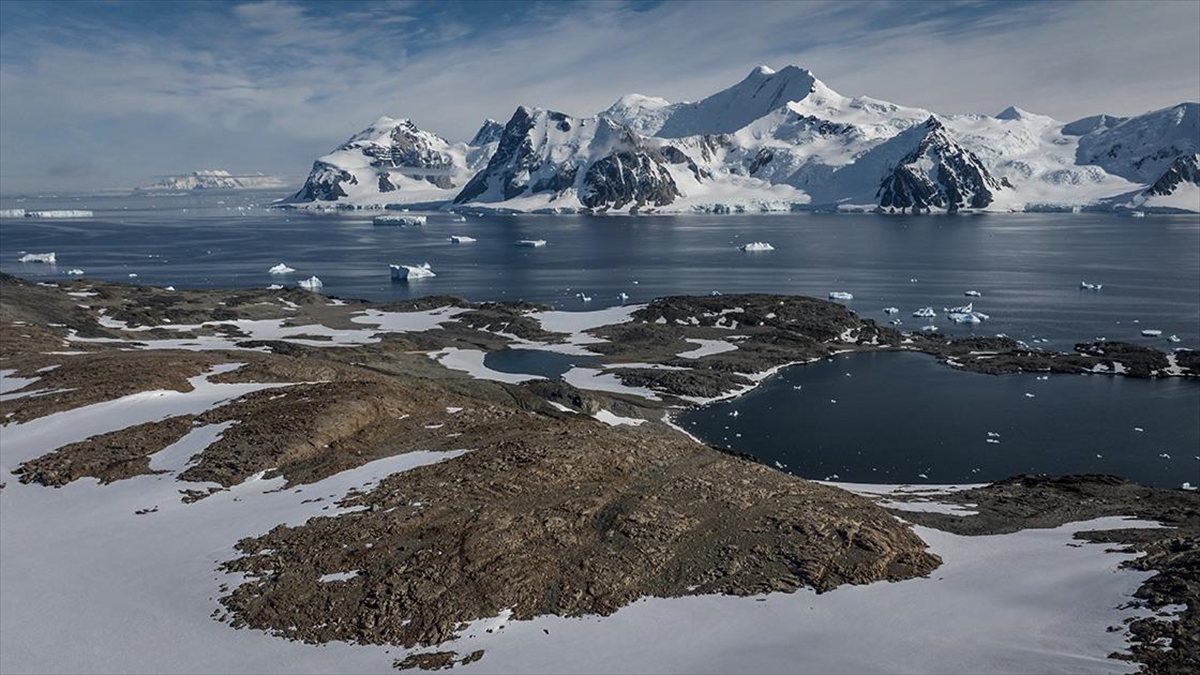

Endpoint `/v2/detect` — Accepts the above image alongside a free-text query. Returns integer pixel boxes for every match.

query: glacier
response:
[278,66,1199,215]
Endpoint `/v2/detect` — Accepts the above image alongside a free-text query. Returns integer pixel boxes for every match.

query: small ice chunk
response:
[828,291,854,301]
[1024,392,1036,398]
[18,252,56,264]
[128,273,138,278]
[913,307,936,318]
[964,290,982,297]
[373,214,426,226]
[516,239,547,247]
[1134,427,1144,432]
[883,307,899,314]
[1080,281,1102,291]
[267,284,284,290]
[164,286,175,291]
[448,235,476,243]
[1159,453,1171,459]
[738,241,775,252]
[1167,334,1180,343]
[618,292,630,303]
[268,263,296,275]
[1141,329,1162,337]
[298,276,323,290]
[64,268,84,275]
[390,263,435,281]
[921,325,938,332]
[576,292,592,302]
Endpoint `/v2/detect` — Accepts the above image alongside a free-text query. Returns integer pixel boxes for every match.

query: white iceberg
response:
[883,307,899,314]
[828,291,854,301]
[390,263,435,281]
[266,284,284,290]
[448,235,476,243]
[1080,281,1103,291]
[576,292,592,302]
[948,312,982,324]
[25,210,92,218]
[738,241,775,252]
[267,263,296,275]
[618,292,630,303]
[1141,329,1163,337]
[913,307,936,318]
[64,269,84,275]
[18,252,56,264]
[373,214,426,226]
[946,302,973,314]
[0,209,26,218]
[964,290,982,297]
[1167,334,1181,343]
[516,239,547,247]
[298,276,323,290]
[921,325,938,332]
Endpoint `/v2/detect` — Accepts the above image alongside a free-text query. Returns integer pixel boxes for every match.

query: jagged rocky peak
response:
[454,106,684,211]
[877,117,1004,213]
[343,116,455,174]
[1146,153,1200,196]
[469,119,504,147]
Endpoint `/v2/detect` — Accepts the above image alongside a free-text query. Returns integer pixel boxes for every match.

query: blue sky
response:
[1,0,1197,192]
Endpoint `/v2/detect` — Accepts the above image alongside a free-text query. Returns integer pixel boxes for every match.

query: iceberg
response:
[883,307,899,314]
[18,252,56,264]
[64,269,84,275]
[964,290,982,297]
[390,263,435,281]
[913,307,936,318]
[448,235,476,243]
[921,325,938,332]
[0,209,26,218]
[1080,281,1103,291]
[298,276,323,290]
[738,241,775,252]
[1141,329,1163,337]
[516,239,547,247]
[946,302,973,314]
[1167,334,1181,343]
[948,312,982,324]
[25,210,92,218]
[618,292,630,303]
[828,291,854,301]
[576,292,592,302]
[267,263,296,275]
[373,214,426,226]
[266,284,284,290]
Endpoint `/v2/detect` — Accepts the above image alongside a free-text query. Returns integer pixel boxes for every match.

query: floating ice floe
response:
[618,292,630,303]
[0,208,26,218]
[1141,329,1162,337]
[1167,335,1180,343]
[373,214,426,226]
[18,252,55,264]
[883,307,899,314]
[921,325,938,332]
[298,276,323,290]
[25,210,92,218]
[128,273,138,278]
[390,263,435,281]
[576,293,592,302]
[828,291,854,301]
[448,235,476,243]
[267,263,296,275]
[516,239,547,248]
[964,290,982,297]
[738,241,775,252]
[64,268,84,275]
[913,307,936,318]
[266,284,283,290]
[1080,281,1103,291]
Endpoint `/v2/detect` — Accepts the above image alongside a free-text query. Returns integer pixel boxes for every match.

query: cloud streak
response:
[1,0,1196,192]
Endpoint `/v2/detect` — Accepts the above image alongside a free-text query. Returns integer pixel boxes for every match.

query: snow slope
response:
[284,67,1199,214]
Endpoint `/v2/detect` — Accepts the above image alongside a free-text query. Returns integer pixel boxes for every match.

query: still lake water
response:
[2,190,1197,485]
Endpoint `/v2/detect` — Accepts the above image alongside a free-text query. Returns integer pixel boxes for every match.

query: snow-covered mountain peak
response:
[469,119,504,147]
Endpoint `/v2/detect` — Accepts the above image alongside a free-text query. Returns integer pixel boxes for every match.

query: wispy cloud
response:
[1,0,1196,192]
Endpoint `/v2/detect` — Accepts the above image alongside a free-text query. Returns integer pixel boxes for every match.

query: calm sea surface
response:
[2,190,1197,485]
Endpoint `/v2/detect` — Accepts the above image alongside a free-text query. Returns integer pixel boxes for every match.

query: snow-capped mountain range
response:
[282,66,1200,213]
[137,170,290,192]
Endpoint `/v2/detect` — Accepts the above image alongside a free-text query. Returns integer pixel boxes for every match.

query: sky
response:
[1,0,1197,193]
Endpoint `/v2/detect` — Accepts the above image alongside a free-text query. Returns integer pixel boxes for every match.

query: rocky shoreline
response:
[1,273,1197,673]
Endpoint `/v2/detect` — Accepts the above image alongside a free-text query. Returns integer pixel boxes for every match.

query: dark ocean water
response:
[2,190,1197,486]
